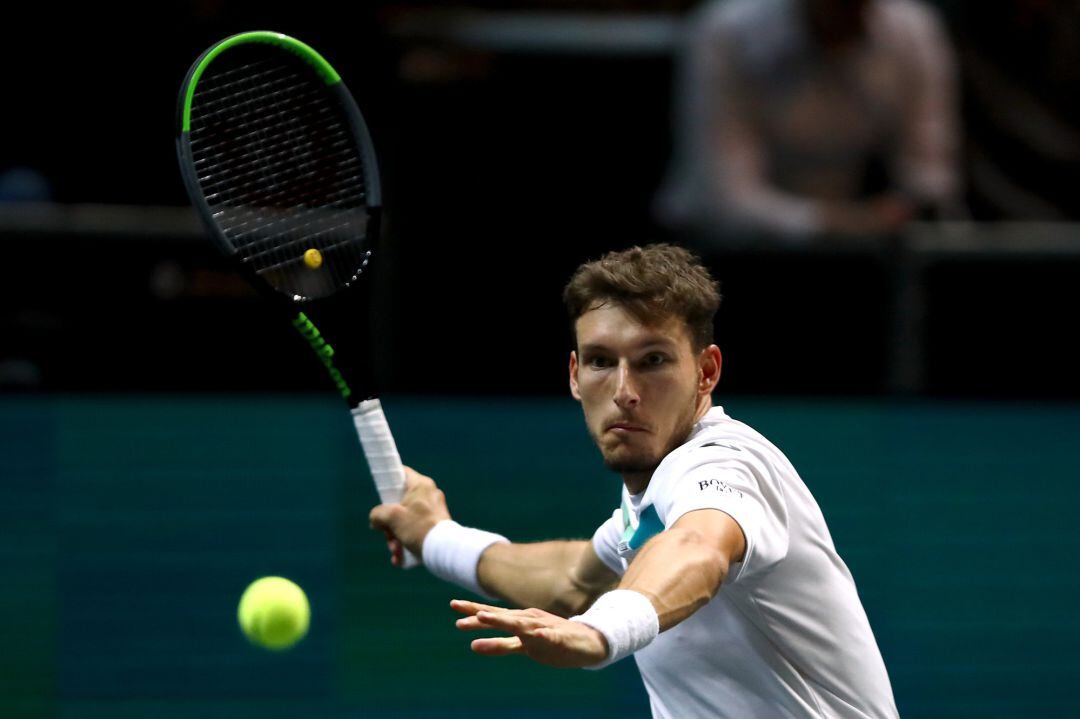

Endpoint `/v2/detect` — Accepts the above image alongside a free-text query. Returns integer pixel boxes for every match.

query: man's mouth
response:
[607,422,648,433]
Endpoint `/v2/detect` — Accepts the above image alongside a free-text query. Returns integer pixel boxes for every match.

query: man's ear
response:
[569,350,582,401]
[699,345,722,395]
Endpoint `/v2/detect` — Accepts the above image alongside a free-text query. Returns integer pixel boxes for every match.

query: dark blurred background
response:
[2,1,1079,718]
[3,0,1077,398]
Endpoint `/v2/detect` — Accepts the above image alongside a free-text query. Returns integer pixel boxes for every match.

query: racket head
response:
[176,31,381,302]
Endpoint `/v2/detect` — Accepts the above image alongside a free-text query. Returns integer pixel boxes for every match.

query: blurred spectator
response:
[951,0,1080,220]
[657,0,963,244]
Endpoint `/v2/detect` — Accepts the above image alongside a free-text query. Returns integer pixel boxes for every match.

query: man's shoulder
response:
[646,409,779,496]
[689,407,775,455]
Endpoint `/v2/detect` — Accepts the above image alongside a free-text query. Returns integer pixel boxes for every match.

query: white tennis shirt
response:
[591,407,898,718]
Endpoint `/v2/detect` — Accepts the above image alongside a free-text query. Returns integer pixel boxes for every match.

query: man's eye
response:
[643,353,667,367]
[588,356,614,369]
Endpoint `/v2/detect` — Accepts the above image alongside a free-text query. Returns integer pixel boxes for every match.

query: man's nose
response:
[613,362,640,408]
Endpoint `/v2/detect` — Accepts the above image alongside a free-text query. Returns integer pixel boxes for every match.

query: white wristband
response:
[421,519,508,598]
[570,590,659,669]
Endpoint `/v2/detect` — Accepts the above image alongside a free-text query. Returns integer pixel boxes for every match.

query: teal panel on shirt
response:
[620,501,664,553]
[628,505,664,550]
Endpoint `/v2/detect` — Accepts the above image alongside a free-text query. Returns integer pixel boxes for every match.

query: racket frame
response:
[175,31,417,567]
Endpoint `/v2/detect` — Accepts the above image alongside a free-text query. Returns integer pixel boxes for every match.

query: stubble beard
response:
[596,401,699,478]
[602,452,660,476]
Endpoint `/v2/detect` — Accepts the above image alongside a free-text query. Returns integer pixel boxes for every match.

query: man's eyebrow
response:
[579,338,678,354]
[641,338,678,350]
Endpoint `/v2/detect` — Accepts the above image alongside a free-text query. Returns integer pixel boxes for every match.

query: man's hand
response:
[369,466,451,566]
[451,599,609,669]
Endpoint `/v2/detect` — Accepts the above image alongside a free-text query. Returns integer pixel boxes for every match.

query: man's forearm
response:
[618,527,730,631]
[477,540,600,617]
[564,526,731,669]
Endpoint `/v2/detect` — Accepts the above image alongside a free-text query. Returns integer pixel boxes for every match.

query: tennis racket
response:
[176,31,417,567]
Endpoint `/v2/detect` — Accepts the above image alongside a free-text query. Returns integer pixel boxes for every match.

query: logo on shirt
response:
[697,478,744,498]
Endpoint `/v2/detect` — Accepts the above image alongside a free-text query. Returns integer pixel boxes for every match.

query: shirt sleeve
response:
[590,509,627,576]
[654,452,790,583]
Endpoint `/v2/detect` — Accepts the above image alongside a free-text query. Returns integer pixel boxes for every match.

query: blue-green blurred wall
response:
[2,397,1078,718]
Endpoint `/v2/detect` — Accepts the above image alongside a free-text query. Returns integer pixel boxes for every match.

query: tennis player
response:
[370,244,898,718]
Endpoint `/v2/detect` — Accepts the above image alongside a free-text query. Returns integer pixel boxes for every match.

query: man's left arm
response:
[618,508,745,631]
[452,509,745,667]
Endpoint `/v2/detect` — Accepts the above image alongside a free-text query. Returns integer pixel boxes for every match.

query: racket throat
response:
[292,312,353,400]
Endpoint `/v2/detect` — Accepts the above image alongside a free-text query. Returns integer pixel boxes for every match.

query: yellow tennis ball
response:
[303,248,323,269]
[237,576,310,651]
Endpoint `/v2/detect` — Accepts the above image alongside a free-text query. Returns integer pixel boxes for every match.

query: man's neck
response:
[622,472,651,496]
[695,397,714,424]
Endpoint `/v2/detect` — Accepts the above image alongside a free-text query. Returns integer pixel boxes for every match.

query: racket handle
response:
[352,399,419,569]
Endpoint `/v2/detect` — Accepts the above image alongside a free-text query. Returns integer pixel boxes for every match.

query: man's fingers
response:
[454,607,545,632]
[474,610,545,634]
[449,599,505,617]
[455,615,491,631]
[368,503,401,531]
[372,512,405,568]
[450,602,554,634]
[402,466,433,494]
[386,534,403,567]
[470,636,524,655]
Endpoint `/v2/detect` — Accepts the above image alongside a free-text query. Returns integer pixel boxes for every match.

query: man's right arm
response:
[478,540,619,617]
[369,467,618,617]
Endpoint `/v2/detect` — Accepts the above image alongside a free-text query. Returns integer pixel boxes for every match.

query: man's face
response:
[569,303,717,480]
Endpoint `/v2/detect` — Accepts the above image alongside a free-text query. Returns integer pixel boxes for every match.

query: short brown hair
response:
[563,243,721,350]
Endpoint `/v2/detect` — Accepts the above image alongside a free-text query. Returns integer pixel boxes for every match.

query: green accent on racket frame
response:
[180,31,341,133]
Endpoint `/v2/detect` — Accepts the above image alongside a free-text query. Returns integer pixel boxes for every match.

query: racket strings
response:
[236,210,369,266]
[190,57,300,97]
[194,67,362,221]
[252,71,362,292]
[191,87,337,181]
[188,51,371,299]
[203,163,365,243]
[204,159,364,222]
[192,106,338,186]
[194,134,351,196]
[250,224,368,275]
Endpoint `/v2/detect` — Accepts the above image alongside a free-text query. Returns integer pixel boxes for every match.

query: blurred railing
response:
[1,203,1077,397]
[0,202,198,239]
[385,10,682,57]
[891,222,1080,393]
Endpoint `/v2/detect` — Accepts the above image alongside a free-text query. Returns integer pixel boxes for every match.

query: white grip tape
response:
[352,399,419,568]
